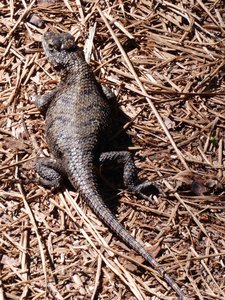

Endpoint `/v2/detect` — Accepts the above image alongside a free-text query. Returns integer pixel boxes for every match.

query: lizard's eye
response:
[61,37,76,51]
[47,42,55,51]
[48,40,61,51]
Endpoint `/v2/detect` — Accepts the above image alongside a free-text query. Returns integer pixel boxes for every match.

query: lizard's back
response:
[46,65,111,168]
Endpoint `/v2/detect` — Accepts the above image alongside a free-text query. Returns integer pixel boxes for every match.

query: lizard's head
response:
[42,31,83,73]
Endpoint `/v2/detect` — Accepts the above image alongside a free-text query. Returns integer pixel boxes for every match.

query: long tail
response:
[72,173,185,299]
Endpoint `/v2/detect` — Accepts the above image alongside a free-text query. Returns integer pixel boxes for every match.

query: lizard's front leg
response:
[99,151,159,201]
[32,86,61,114]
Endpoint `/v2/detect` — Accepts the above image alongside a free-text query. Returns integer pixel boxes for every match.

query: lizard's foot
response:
[35,157,64,191]
[129,181,160,204]
[100,150,160,203]
[30,94,45,109]
[101,85,116,101]
[31,94,50,114]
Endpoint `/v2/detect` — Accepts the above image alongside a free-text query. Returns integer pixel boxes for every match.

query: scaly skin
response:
[35,31,185,299]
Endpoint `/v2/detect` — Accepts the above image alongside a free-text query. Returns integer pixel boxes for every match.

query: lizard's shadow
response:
[98,97,133,211]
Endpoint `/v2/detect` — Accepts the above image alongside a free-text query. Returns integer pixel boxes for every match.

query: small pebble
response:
[28,14,44,28]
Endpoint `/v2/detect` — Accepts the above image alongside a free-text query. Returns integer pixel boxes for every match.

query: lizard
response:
[34,31,185,299]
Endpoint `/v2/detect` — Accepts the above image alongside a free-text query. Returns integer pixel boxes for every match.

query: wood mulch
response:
[0,1,224,299]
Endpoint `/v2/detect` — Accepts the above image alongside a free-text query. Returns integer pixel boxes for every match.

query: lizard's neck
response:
[61,62,94,84]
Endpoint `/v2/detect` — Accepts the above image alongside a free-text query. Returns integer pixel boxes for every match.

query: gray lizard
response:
[34,31,185,299]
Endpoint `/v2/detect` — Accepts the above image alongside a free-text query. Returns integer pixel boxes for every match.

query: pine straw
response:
[0,1,225,299]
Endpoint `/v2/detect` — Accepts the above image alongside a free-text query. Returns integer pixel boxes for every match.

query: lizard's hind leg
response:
[99,151,159,202]
[35,157,64,191]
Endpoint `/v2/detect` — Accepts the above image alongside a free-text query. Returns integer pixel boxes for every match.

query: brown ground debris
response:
[0,1,225,299]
